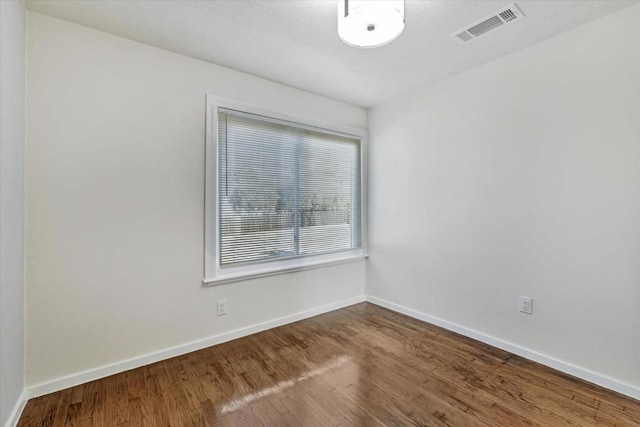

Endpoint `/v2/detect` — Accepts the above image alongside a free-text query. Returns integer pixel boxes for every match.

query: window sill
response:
[202,253,367,286]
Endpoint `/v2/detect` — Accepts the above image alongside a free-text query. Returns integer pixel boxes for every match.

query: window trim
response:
[203,95,368,286]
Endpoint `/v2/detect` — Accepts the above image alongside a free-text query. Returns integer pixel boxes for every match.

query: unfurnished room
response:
[1,0,640,426]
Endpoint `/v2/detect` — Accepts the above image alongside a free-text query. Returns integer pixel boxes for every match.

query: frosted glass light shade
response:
[338,0,405,48]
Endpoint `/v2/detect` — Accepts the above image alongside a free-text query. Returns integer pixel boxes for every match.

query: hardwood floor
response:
[18,302,640,426]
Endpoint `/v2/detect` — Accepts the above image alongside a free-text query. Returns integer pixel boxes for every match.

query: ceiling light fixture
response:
[338,0,405,48]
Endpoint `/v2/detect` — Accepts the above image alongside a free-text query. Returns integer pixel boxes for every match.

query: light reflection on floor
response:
[220,354,353,414]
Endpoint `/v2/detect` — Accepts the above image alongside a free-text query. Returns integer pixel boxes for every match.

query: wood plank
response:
[17,303,640,426]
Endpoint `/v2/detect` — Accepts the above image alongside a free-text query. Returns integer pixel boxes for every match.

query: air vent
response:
[451,3,524,44]
[455,31,473,43]
[499,9,518,22]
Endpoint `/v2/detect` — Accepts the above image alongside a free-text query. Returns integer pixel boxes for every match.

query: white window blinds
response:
[217,108,362,267]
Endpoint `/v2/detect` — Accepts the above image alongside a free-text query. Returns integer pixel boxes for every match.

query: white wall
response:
[368,4,640,393]
[0,0,27,424]
[25,12,366,390]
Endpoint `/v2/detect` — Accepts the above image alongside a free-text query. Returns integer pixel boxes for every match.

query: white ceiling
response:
[25,0,639,108]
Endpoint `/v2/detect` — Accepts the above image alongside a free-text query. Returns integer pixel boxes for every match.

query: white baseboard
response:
[366,295,640,401]
[26,294,639,403]
[27,295,366,399]
[4,388,28,427]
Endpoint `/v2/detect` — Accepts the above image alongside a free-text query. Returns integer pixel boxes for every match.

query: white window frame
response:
[203,95,368,285]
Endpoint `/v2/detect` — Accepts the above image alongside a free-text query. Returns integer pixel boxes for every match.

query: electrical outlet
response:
[217,299,228,316]
[519,296,533,315]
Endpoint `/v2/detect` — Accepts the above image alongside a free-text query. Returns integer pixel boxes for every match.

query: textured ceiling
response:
[25,0,639,108]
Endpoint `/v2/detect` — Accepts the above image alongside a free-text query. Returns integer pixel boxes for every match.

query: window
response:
[204,97,366,284]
